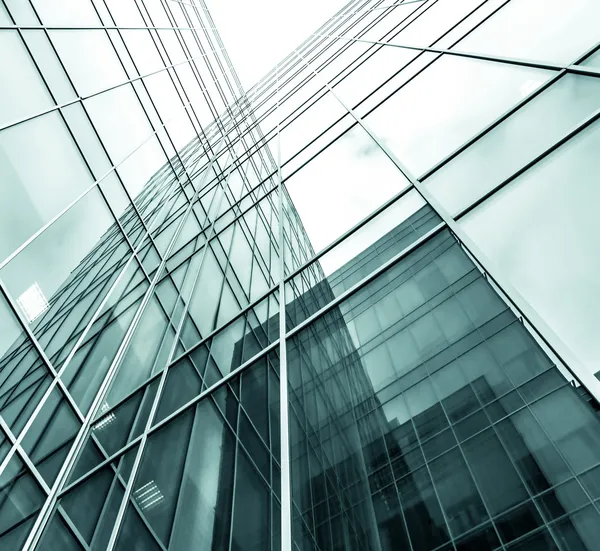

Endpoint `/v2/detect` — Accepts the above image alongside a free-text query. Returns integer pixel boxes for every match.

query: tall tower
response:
[2,1,600,550]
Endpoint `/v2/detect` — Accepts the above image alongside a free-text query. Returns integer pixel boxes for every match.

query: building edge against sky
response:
[2,0,600,550]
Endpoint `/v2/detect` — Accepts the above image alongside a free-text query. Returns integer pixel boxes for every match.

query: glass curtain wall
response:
[2,0,600,550]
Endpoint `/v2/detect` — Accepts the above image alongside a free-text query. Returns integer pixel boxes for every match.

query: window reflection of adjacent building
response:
[283,206,600,551]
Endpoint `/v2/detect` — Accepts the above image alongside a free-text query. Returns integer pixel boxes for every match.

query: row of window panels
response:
[0,130,279,371]
[0,219,159,372]
[159,168,312,294]
[285,233,549,431]
[287,220,455,346]
[160,173,281,288]
[22,351,283,550]
[271,63,600,300]
[0,63,265,273]
[0,0,213,32]
[284,201,441,328]
[290,371,600,551]
[285,286,600,547]
[71,348,280,481]
[159,192,281,305]
[253,0,600,119]
[0,26,227,126]
[281,125,415,269]
[0,259,150,466]
[276,0,411,111]
[0,359,281,550]
[0,0,239,116]
[143,192,443,394]
[0,92,211,269]
[284,293,517,498]
[262,33,600,193]
[97,255,281,410]
[0,260,153,467]
[96,284,281,429]
[292,369,564,524]
[0,196,284,449]
[246,0,395,112]
[0,248,145,400]
[247,0,504,153]
[277,50,539,179]
[453,91,600,378]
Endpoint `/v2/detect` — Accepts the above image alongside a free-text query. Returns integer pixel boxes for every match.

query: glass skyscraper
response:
[2,0,600,550]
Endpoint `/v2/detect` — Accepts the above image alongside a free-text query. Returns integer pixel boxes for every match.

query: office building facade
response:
[2,0,600,550]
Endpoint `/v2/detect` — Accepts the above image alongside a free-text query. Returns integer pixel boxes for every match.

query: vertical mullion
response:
[277,58,293,551]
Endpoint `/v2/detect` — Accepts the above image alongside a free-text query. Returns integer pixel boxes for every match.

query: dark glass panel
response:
[428,448,488,537]
[114,505,161,551]
[230,450,271,551]
[21,386,81,486]
[37,511,84,551]
[0,453,45,547]
[60,447,136,545]
[462,429,530,516]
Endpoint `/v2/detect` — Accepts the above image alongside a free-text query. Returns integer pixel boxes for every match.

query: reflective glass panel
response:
[461,119,600,375]
[0,31,54,128]
[366,54,552,176]
[0,111,94,263]
[455,0,600,65]
[424,74,600,215]
[284,124,410,255]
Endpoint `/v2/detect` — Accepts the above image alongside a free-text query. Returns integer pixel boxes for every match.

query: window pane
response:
[0,31,54,128]
[37,513,83,551]
[424,74,600,215]
[0,111,95,263]
[455,0,600,65]
[333,45,419,110]
[530,387,600,475]
[284,124,410,255]
[84,83,153,167]
[461,119,600,375]
[121,30,165,76]
[366,54,552,176]
[0,453,46,546]
[61,449,136,546]
[21,385,81,486]
[279,90,347,165]
[462,429,530,516]
[22,30,77,106]
[1,187,116,316]
[49,30,128,97]
[387,0,484,47]
[32,0,100,25]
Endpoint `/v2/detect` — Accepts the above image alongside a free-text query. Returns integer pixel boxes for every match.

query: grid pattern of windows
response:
[1,0,600,550]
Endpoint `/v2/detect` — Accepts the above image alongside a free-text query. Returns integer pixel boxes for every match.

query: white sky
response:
[204,0,350,89]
